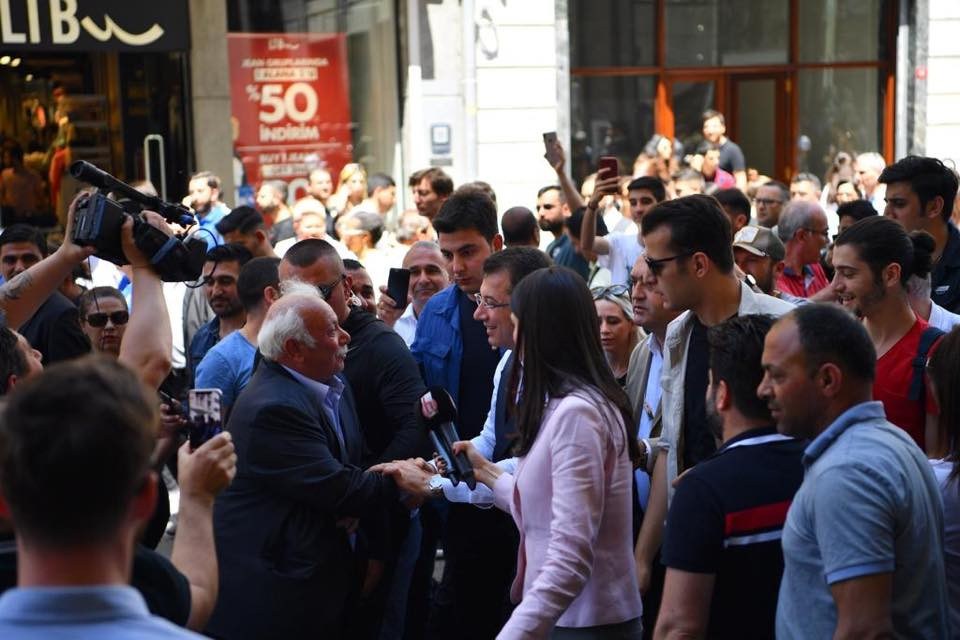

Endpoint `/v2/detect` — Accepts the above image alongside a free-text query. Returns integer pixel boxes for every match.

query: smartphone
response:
[187,388,223,449]
[542,131,561,166]
[159,390,185,417]
[387,267,411,311]
[598,156,618,179]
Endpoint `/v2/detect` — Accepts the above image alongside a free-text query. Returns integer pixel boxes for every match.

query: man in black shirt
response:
[702,110,746,191]
[656,315,805,639]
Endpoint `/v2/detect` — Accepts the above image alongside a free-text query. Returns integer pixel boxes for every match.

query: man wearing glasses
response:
[776,201,833,299]
[633,195,792,603]
[754,181,789,229]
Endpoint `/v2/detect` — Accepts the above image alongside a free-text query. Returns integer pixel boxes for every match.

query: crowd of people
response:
[0,107,956,639]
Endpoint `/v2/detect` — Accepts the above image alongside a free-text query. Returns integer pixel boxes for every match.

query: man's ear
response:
[773,260,786,279]
[925,195,945,221]
[129,471,158,526]
[882,262,902,290]
[263,285,281,306]
[255,229,269,245]
[715,378,731,412]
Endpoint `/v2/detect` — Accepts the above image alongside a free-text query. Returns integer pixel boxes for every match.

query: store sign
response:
[0,1,188,51]
[228,33,352,202]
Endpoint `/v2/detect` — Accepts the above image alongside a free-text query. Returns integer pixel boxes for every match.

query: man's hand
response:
[370,458,434,505]
[545,139,565,173]
[177,432,237,505]
[377,286,405,327]
[56,193,97,264]
[588,174,621,210]
[159,400,188,440]
[121,210,173,270]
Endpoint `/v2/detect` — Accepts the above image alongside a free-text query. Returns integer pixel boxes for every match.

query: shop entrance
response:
[0,50,189,227]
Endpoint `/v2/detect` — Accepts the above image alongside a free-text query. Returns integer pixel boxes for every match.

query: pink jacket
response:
[492,391,643,639]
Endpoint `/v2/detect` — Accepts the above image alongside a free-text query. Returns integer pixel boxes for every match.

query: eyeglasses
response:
[474,293,510,310]
[644,252,693,276]
[591,284,629,299]
[85,311,129,328]
[318,273,346,300]
[803,227,830,239]
[754,198,783,206]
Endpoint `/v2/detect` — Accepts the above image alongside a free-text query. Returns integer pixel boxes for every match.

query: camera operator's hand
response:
[178,432,237,505]
[120,210,173,269]
[56,193,97,264]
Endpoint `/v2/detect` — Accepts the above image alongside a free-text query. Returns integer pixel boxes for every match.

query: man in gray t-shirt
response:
[758,304,948,638]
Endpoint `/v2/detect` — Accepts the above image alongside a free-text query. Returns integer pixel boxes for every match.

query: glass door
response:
[728,73,789,182]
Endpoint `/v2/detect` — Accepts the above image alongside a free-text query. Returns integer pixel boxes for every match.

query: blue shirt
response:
[776,401,949,639]
[194,331,256,409]
[0,585,201,638]
[187,317,221,385]
[196,202,229,250]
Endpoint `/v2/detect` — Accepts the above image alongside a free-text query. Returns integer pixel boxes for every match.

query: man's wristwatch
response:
[428,475,444,498]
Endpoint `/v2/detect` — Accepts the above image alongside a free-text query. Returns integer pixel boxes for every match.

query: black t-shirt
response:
[932,221,960,313]
[456,290,499,440]
[681,317,714,470]
[662,427,806,639]
[0,537,191,626]
[718,140,746,174]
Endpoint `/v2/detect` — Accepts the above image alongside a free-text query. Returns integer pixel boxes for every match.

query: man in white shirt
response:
[582,176,667,287]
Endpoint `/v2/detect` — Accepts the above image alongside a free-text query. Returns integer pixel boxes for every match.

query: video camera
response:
[69,160,208,282]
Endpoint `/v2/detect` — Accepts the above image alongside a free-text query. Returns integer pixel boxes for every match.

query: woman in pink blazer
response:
[456,266,644,639]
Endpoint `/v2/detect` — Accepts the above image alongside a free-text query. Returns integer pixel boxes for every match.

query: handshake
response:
[370,388,486,509]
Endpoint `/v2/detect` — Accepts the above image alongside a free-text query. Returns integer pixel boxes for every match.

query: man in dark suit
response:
[206,285,421,639]
[0,224,89,364]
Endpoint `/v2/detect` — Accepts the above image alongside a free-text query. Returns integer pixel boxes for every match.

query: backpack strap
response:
[908,326,945,402]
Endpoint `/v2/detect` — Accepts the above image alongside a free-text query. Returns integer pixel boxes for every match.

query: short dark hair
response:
[702,109,725,125]
[367,172,395,196]
[536,184,566,203]
[216,206,264,235]
[433,190,499,243]
[237,257,280,311]
[708,314,776,422]
[500,206,538,246]
[565,206,608,240]
[878,155,959,221]
[408,168,425,188]
[713,188,751,221]
[836,200,877,225]
[456,181,497,205]
[0,357,158,546]
[626,176,666,203]
[78,287,127,321]
[641,194,735,273]
[205,243,253,267]
[418,167,454,197]
[0,224,47,256]
[342,258,365,272]
[282,238,341,269]
[190,171,221,191]
[835,216,935,287]
[761,180,789,202]
[789,303,876,382]
[482,246,551,290]
[0,327,26,395]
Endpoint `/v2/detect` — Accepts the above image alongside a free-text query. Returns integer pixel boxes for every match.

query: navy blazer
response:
[206,359,397,640]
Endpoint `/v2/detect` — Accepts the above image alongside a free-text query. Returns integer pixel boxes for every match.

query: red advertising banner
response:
[227,33,352,203]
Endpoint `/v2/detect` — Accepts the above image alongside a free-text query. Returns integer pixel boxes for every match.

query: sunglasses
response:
[85,311,129,328]
[318,273,346,300]
[644,252,693,276]
[590,284,629,299]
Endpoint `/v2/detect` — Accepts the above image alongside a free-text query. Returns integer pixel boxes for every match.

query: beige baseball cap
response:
[733,225,785,262]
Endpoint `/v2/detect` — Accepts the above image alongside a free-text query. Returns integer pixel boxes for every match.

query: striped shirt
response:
[662,426,806,639]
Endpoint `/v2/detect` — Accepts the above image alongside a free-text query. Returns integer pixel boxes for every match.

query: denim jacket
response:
[410,285,463,405]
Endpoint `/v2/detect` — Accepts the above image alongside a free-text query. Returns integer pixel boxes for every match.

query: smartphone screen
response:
[188,388,223,449]
[543,131,561,166]
[387,268,411,310]
[598,156,618,178]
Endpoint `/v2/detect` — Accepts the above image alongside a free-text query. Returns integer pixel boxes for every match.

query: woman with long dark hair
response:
[926,325,960,631]
[455,266,643,639]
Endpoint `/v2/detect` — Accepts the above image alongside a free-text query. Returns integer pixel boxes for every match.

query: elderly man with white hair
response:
[207,283,417,640]
[776,200,832,299]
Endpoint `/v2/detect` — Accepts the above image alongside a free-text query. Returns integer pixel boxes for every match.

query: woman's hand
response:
[452,440,502,488]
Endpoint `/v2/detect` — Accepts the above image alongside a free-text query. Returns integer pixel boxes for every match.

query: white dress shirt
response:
[437,349,517,506]
[929,301,960,332]
[394,303,418,347]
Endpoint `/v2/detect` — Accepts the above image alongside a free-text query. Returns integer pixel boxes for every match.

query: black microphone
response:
[418,387,476,490]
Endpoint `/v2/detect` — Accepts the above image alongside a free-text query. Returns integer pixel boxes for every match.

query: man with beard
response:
[188,172,230,250]
[256,180,296,245]
[832,216,942,450]
[733,225,807,304]
[655,314,805,639]
[538,185,589,277]
[377,241,450,346]
[187,244,252,385]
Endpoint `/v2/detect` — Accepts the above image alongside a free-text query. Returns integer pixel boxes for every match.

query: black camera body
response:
[69,161,208,282]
